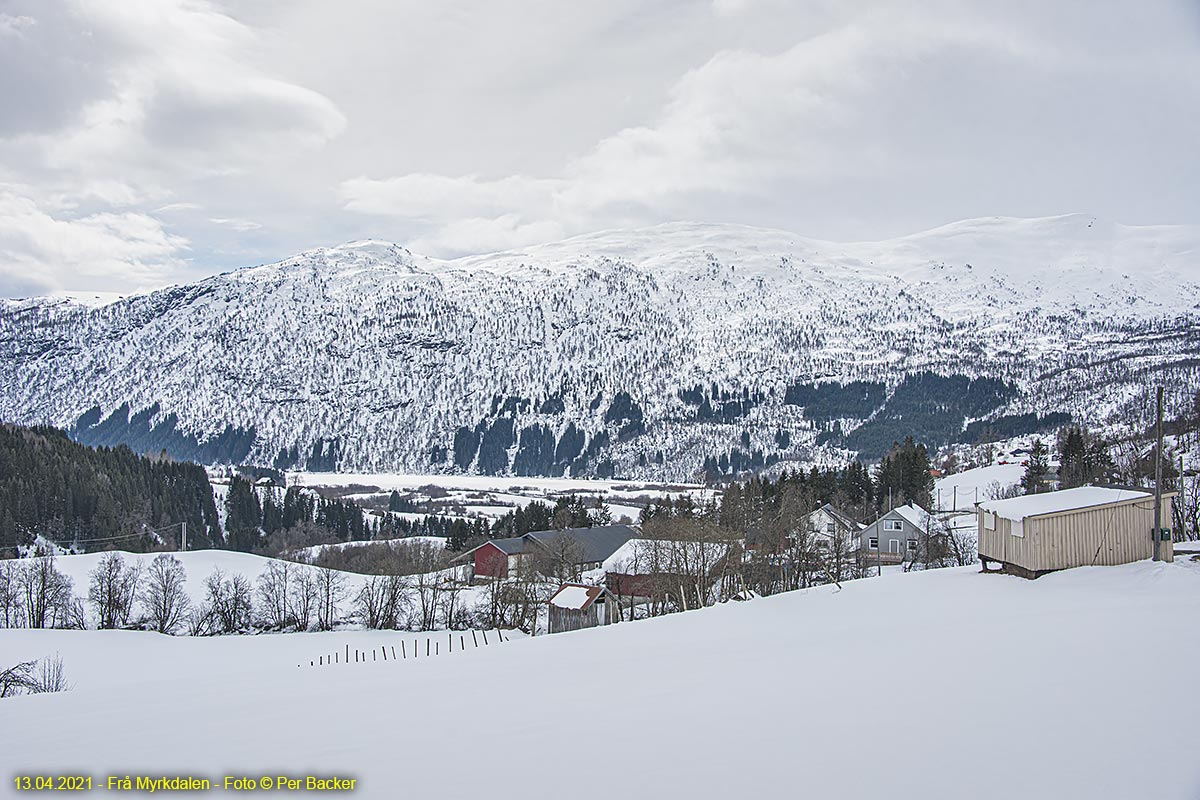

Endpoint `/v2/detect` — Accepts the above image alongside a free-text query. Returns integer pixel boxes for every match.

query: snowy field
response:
[45,549,378,608]
[935,462,1026,510]
[3,559,1199,799]
[289,470,714,523]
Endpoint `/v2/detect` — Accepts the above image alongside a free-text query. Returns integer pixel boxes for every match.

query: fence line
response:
[301,629,514,669]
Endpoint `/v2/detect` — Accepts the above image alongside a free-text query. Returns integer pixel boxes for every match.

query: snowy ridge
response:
[1,214,1198,478]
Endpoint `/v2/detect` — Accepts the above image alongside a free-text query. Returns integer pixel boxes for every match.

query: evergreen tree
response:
[225,475,263,552]
[874,436,933,510]
[1056,426,1113,488]
[1021,438,1050,494]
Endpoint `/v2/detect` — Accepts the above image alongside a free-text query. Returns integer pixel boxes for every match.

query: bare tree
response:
[909,516,977,570]
[203,568,253,634]
[354,574,409,629]
[0,559,24,629]
[255,560,293,629]
[985,480,1022,501]
[1175,472,1199,541]
[407,543,452,631]
[20,549,75,629]
[315,567,346,631]
[29,653,70,694]
[0,654,70,698]
[87,552,142,629]
[290,567,319,631]
[140,554,190,634]
[183,604,213,637]
[528,534,586,582]
[0,660,35,697]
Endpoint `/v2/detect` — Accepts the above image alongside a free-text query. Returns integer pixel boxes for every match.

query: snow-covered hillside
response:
[2,214,1197,479]
[2,560,1198,799]
[45,550,372,612]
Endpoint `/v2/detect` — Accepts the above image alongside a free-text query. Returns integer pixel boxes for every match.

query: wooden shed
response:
[546,583,614,634]
[978,487,1175,579]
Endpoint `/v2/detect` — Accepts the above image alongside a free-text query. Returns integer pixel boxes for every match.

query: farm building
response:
[457,536,527,581]
[546,583,615,634]
[978,486,1175,579]
[602,537,734,604]
[452,524,636,582]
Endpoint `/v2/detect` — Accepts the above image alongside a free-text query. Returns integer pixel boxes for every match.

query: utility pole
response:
[181,520,187,553]
[1153,385,1164,562]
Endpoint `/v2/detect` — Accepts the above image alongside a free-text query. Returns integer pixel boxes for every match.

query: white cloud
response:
[0,0,346,294]
[408,216,567,258]
[3,1,1200,288]
[334,8,1003,251]
[340,174,563,221]
[0,13,36,37]
[0,187,189,296]
[208,217,262,232]
[338,2,1200,255]
[35,0,346,178]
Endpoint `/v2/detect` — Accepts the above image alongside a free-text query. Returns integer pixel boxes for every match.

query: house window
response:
[884,520,903,532]
[825,523,835,534]
[983,512,996,531]
[868,537,879,549]
[907,539,917,551]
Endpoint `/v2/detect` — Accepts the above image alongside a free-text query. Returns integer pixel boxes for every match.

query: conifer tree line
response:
[0,425,219,554]
[0,426,378,558]
[224,475,373,553]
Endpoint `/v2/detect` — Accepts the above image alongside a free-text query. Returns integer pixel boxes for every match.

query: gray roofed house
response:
[452,524,637,582]
[858,504,929,565]
[525,525,638,568]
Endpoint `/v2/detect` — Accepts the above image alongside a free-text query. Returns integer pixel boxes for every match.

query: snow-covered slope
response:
[2,560,1198,799]
[46,550,372,612]
[2,215,1197,478]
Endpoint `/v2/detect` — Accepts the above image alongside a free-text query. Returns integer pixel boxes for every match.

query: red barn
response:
[464,536,526,580]
[451,526,637,583]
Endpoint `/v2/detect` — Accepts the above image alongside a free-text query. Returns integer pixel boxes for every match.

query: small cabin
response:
[547,584,614,634]
[978,486,1175,579]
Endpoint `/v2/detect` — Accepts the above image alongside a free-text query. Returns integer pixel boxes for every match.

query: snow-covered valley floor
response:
[3,560,1199,799]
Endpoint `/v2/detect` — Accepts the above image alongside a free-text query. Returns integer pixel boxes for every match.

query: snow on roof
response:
[892,504,929,528]
[548,584,604,611]
[978,487,1151,522]
[602,538,728,574]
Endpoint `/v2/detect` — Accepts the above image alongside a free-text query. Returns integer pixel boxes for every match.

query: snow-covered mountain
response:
[2,214,1197,478]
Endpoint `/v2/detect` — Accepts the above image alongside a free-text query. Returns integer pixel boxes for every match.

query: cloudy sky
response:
[1,0,1198,296]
